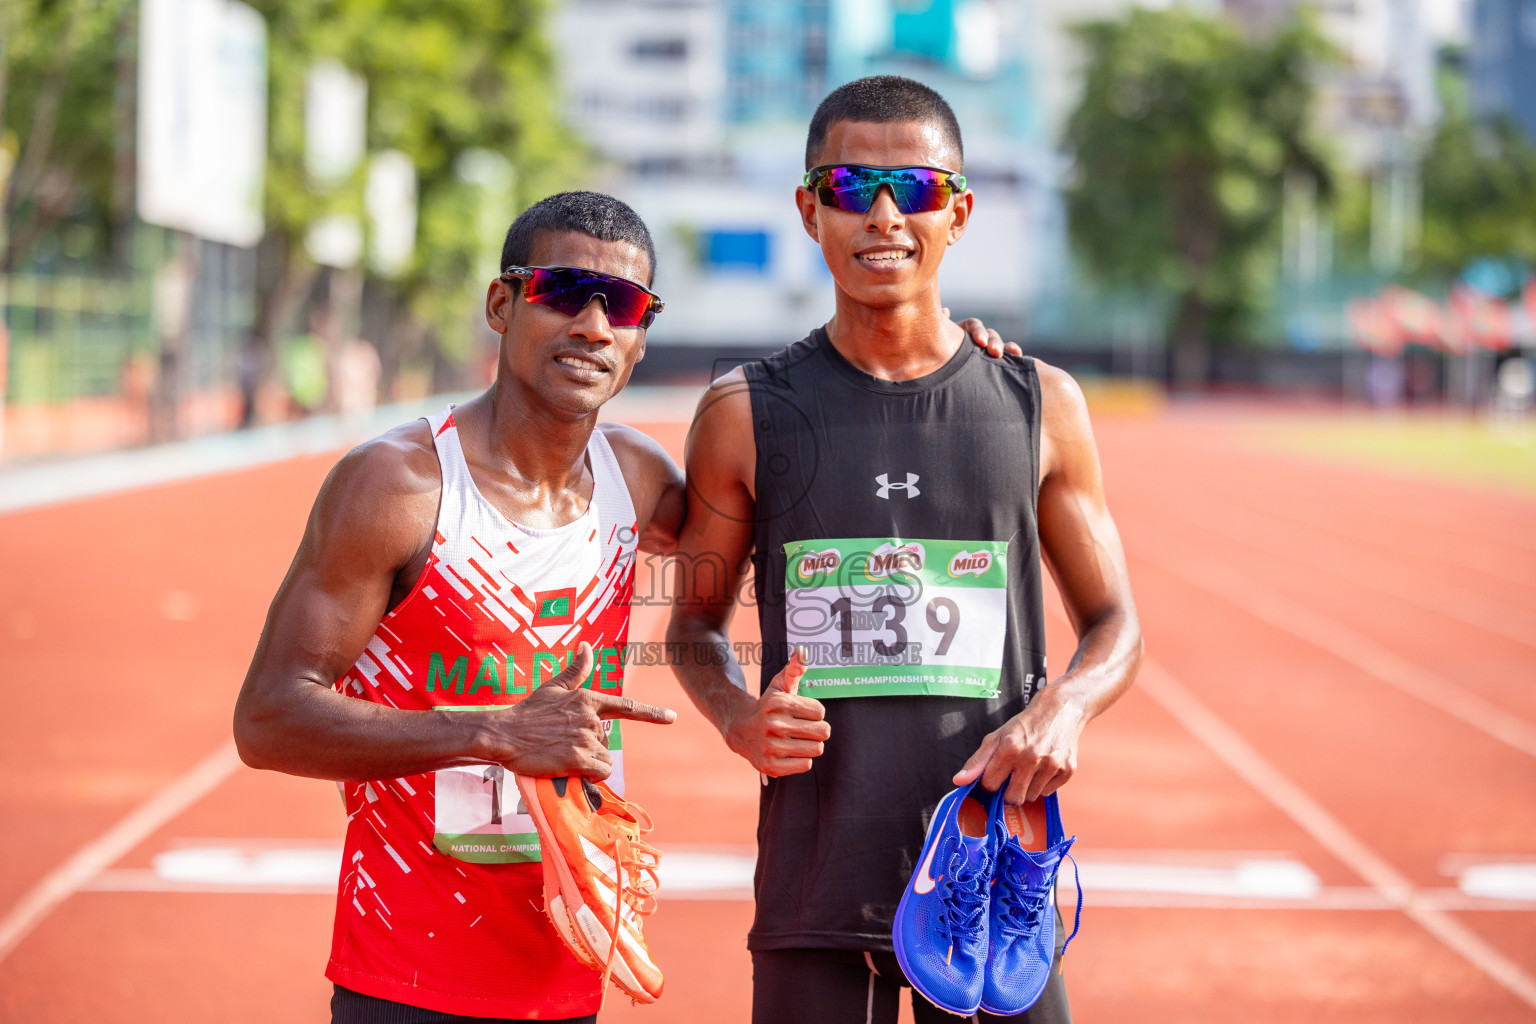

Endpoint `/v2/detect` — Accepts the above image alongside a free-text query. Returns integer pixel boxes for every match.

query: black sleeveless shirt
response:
[742,327,1047,951]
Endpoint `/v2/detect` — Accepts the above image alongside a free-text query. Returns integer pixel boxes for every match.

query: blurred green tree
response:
[1063,8,1335,387]
[1327,47,1536,284]
[1417,113,1536,280]
[247,0,581,402]
[1,0,138,271]
[1,0,580,404]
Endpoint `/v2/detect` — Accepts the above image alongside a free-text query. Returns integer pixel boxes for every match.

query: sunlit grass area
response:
[1254,413,1536,495]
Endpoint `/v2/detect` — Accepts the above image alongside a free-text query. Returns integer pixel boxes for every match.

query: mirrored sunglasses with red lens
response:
[803,164,967,214]
[500,265,665,329]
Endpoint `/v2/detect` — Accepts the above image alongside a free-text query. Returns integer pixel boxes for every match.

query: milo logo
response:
[865,541,925,580]
[796,548,841,579]
[948,550,993,578]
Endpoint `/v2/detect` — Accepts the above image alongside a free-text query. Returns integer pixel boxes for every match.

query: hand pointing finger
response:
[595,693,677,725]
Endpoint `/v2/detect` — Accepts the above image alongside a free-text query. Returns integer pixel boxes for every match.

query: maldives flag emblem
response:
[534,587,576,625]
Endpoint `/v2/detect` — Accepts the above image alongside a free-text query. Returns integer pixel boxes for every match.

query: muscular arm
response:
[1035,364,1142,719]
[955,362,1143,803]
[665,369,830,776]
[233,422,673,782]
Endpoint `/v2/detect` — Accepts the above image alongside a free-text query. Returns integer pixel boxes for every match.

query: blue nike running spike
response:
[980,788,1082,1016]
[893,781,994,1016]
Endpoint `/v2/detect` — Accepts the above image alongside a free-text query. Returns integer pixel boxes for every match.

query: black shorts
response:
[330,985,596,1024]
[750,909,1071,1024]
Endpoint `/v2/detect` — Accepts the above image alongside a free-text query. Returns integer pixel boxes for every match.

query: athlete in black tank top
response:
[668,77,1143,1024]
[744,326,1047,948]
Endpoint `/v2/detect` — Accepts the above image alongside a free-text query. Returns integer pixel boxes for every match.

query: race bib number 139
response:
[783,537,1008,699]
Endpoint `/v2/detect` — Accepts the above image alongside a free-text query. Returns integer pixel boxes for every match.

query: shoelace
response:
[939,842,991,964]
[593,797,662,1002]
[992,844,1084,958]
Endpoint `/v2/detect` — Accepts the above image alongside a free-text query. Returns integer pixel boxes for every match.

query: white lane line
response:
[1458,863,1536,902]
[80,841,760,901]
[0,741,242,964]
[84,871,335,896]
[71,837,1536,914]
[1077,857,1319,899]
[1139,659,1536,1010]
[1221,455,1536,559]
[0,385,696,516]
[1205,477,1536,591]
[656,848,755,897]
[155,843,341,886]
[0,396,470,515]
[1080,889,1536,911]
[1131,526,1536,759]
[1127,499,1536,651]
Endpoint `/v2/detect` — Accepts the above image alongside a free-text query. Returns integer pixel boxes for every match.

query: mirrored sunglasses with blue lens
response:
[803,164,968,215]
[500,265,665,329]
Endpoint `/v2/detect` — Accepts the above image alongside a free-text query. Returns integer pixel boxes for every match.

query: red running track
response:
[0,408,1533,1022]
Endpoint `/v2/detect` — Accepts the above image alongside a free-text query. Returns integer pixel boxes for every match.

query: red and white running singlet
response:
[325,407,638,1018]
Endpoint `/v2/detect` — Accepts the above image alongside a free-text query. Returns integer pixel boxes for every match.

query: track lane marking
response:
[77,839,1536,911]
[0,386,697,515]
[74,869,1536,912]
[1217,490,1535,591]
[1225,448,1536,556]
[1124,498,1536,651]
[0,485,688,965]
[0,741,242,964]
[1129,525,1536,758]
[1122,429,1536,587]
[1137,658,1536,1010]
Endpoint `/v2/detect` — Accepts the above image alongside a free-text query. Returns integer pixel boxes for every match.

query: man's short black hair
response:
[500,191,656,285]
[805,75,964,170]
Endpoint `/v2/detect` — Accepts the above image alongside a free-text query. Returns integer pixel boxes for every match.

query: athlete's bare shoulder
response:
[330,418,440,505]
[1033,359,1097,484]
[307,418,441,573]
[681,365,758,515]
[692,364,754,457]
[703,363,751,404]
[693,365,754,440]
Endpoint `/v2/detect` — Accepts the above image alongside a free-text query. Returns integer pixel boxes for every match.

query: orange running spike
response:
[516,775,664,1004]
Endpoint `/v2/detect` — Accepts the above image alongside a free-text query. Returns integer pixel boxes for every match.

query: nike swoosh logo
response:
[913,839,943,894]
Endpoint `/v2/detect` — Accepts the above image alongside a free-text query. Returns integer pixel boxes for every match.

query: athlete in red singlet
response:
[235,190,1019,1023]
[234,193,685,1023]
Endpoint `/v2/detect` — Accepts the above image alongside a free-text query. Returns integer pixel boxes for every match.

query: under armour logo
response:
[875,473,921,499]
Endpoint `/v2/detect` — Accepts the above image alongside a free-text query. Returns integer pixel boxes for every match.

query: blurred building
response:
[813,0,1060,327]
[1218,0,1443,277]
[552,0,1057,350]
[548,0,726,176]
[1221,0,1439,162]
[1468,0,1536,144]
[724,1,831,127]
